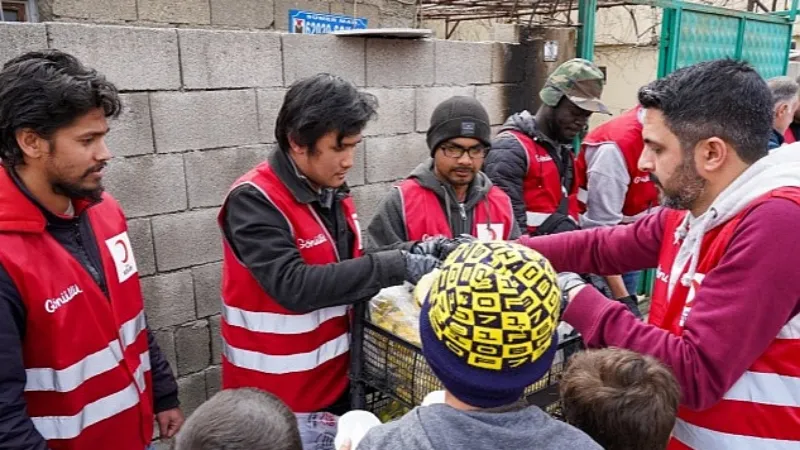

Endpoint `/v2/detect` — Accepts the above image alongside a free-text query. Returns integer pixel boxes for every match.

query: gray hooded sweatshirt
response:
[366,160,521,248]
[357,403,601,450]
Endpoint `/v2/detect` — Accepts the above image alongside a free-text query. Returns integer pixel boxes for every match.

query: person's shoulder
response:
[737,194,800,237]
[358,408,427,450]
[520,407,603,450]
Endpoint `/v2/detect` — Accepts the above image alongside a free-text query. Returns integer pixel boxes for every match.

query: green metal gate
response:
[657,1,796,78]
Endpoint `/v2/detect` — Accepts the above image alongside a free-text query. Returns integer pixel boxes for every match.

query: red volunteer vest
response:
[576,107,658,223]
[503,130,579,234]
[219,161,363,413]
[397,178,515,242]
[784,127,797,145]
[0,168,153,450]
[649,188,800,450]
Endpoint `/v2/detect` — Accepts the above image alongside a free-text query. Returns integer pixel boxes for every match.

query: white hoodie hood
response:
[669,143,800,296]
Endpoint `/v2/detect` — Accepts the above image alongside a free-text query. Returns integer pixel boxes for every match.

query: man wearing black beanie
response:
[367,96,521,248]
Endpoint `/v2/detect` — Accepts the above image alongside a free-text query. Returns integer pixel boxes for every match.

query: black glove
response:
[616,294,643,319]
[411,234,476,261]
[401,250,440,285]
[437,234,477,261]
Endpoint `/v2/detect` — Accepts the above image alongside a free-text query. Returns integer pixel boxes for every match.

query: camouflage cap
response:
[540,58,610,114]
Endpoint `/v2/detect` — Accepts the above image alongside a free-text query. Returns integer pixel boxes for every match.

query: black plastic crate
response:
[350,305,584,421]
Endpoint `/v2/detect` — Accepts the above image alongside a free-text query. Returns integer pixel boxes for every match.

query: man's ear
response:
[15,128,47,161]
[287,134,306,156]
[698,137,728,174]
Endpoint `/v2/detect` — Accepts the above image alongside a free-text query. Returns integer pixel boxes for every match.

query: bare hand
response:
[338,438,352,450]
[156,407,185,438]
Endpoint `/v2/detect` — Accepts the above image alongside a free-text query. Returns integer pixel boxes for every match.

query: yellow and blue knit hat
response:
[420,241,562,408]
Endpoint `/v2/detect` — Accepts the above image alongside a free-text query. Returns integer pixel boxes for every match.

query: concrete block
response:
[476,84,510,126]
[366,39,434,87]
[141,271,196,329]
[192,262,222,318]
[329,2,380,28]
[365,134,428,183]
[347,142,365,187]
[209,315,222,365]
[257,89,286,143]
[274,0,330,31]
[363,88,414,136]
[491,42,526,84]
[177,371,207,417]
[108,94,154,157]
[103,154,187,218]
[434,40,492,86]
[211,0,274,28]
[175,320,211,376]
[127,218,156,277]
[414,86,476,132]
[47,23,180,91]
[184,145,271,208]
[138,0,211,24]
[51,0,137,21]
[351,182,394,225]
[281,34,365,86]
[150,90,259,152]
[179,29,283,89]
[152,329,177,371]
[152,209,223,271]
[205,365,222,398]
[0,23,47,66]
[380,13,414,28]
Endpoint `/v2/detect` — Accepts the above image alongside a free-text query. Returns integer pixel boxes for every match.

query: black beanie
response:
[426,96,491,156]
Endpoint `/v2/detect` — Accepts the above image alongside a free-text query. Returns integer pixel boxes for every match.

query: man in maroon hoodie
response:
[519,59,800,450]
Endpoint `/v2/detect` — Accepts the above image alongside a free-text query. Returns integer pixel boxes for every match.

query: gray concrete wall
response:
[37,0,415,31]
[0,21,533,448]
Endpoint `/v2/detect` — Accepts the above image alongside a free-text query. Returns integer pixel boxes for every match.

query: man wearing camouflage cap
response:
[484,58,609,236]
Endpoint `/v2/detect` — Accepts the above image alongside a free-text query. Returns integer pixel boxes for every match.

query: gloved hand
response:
[616,294,644,319]
[557,272,587,301]
[401,250,440,285]
[411,234,476,261]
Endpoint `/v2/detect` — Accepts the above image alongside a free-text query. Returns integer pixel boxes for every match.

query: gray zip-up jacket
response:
[366,160,521,248]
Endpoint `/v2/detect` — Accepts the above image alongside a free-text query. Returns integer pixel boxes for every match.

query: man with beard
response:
[367,96,520,247]
[519,59,800,449]
[0,50,183,450]
[484,58,609,236]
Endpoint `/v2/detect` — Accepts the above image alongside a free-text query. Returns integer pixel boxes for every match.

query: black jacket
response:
[483,111,576,234]
[0,170,179,450]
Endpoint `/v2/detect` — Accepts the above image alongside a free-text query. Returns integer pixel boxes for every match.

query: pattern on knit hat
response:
[426,241,561,372]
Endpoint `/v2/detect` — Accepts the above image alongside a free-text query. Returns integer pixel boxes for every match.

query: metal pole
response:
[577,0,597,60]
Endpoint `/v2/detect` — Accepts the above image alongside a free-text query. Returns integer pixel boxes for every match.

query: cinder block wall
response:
[36,0,416,32]
[0,21,532,445]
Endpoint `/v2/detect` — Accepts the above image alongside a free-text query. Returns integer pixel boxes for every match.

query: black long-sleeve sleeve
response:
[0,265,49,450]
[222,185,408,314]
[147,328,179,413]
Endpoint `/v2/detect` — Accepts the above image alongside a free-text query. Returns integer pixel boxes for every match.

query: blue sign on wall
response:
[289,9,368,34]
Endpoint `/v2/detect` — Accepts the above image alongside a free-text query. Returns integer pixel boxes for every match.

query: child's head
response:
[420,241,562,409]
[173,388,302,450]
[559,348,680,450]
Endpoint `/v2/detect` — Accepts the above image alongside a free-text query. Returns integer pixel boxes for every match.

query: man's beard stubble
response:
[652,157,707,211]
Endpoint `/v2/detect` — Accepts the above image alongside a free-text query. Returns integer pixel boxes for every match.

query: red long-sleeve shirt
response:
[518,199,800,411]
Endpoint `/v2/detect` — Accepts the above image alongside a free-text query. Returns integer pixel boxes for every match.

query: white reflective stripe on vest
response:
[133,351,151,393]
[223,333,349,375]
[119,310,147,349]
[672,419,800,450]
[223,303,348,335]
[526,212,551,227]
[31,380,142,440]
[723,371,800,408]
[778,313,800,339]
[577,188,588,204]
[25,314,148,393]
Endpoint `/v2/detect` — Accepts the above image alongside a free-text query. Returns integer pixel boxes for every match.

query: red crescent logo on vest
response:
[115,239,129,264]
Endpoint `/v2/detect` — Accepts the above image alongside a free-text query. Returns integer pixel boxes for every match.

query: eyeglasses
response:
[439,142,489,159]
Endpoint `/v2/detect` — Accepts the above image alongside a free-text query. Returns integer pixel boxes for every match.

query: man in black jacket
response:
[0,51,182,449]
